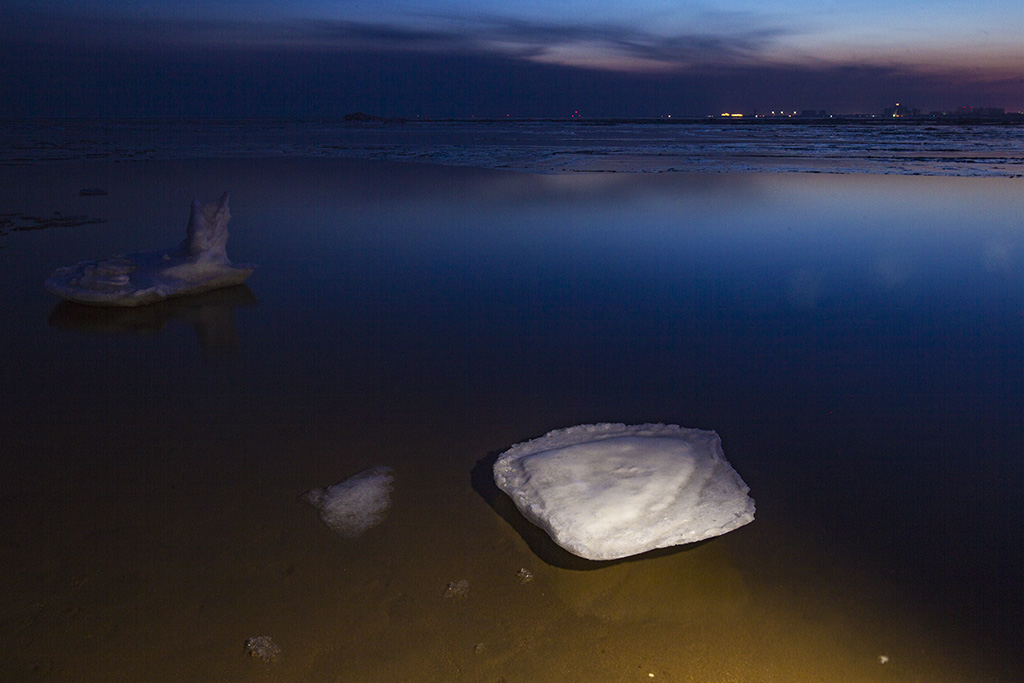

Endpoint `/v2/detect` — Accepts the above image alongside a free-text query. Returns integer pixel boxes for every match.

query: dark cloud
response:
[412,16,786,64]
[0,8,790,69]
[0,8,1019,118]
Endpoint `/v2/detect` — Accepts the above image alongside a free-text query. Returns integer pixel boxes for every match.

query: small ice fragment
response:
[515,568,534,584]
[443,579,469,599]
[878,655,889,664]
[244,636,280,663]
[302,466,394,537]
[493,423,755,560]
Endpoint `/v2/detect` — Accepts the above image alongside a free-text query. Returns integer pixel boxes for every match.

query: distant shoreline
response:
[3,114,1023,125]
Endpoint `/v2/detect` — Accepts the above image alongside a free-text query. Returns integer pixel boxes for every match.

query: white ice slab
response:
[303,466,394,538]
[493,423,755,560]
[45,192,255,307]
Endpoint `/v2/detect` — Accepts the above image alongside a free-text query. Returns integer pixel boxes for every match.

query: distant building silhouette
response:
[884,103,920,118]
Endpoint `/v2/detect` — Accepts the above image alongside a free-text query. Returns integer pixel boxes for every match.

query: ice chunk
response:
[493,423,755,561]
[244,636,281,663]
[302,466,394,537]
[443,579,469,599]
[45,192,255,307]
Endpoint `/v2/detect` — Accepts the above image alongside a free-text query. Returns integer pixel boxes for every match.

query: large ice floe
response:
[302,467,395,538]
[45,192,255,306]
[493,423,755,561]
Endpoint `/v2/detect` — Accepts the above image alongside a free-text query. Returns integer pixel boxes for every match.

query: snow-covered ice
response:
[45,192,255,306]
[302,466,395,537]
[493,423,755,560]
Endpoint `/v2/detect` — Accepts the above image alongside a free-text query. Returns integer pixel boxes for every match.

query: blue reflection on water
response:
[250,168,1024,422]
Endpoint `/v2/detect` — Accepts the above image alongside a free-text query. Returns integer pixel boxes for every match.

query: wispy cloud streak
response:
[2,7,1020,82]
[1,9,791,72]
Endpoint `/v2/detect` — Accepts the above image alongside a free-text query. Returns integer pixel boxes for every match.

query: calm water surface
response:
[0,158,1021,681]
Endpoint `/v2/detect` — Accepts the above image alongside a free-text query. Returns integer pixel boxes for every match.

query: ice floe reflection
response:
[48,285,258,351]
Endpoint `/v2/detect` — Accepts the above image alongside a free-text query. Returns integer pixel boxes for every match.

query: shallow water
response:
[0,158,1021,681]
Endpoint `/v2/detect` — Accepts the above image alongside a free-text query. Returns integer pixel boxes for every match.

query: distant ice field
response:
[3,118,1023,176]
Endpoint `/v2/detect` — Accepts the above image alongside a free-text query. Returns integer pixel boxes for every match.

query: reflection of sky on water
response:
[7,161,1021,448]
[230,166,1024,430]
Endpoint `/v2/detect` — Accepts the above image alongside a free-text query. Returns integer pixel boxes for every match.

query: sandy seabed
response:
[0,158,1020,682]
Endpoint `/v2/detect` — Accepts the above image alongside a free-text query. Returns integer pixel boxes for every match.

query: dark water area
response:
[3,118,1024,175]
[0,158,1021,681]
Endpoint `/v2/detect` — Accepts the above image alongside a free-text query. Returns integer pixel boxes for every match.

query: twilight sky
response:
[2,0,1022,118]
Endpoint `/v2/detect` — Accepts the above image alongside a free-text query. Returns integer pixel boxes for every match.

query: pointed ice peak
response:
[182,191,231,261]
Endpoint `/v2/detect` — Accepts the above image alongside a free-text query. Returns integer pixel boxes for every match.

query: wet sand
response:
[0,158,1020,682]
